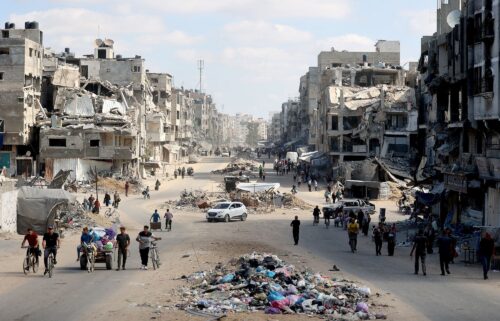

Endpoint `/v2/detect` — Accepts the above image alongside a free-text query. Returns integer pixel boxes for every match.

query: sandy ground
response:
[0,157,498,321]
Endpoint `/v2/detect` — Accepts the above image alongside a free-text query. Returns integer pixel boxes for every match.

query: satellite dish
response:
[94,38,103,47]
[447,10,461,28]
[104,39,114,47]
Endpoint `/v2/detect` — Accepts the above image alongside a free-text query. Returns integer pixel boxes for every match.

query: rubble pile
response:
[281,193,313,210]
[176,253,386,319]
[55,202,115,232]
[212,158,260,176]
[240,192,312,210]
[164,190,231,209]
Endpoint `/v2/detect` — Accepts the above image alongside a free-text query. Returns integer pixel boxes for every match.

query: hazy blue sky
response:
[3,0,437,117]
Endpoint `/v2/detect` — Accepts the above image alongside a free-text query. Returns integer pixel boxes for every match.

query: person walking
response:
[324,210,331,229]
[424,224,435,254]
[136,226,161,270]
[125,181,129,197]
[116,226,130,271]
[93,198,100,214]
[313,206,321,226]
[307,179,312,192]
[314,179,318,191]
[387,224,396,256]
[373,225,383,256]
[164,209,173,231]
[410,229,427,275]
[103,192,111,207]
[479,232,495,280]
[362,211,371,236]
[290,216,301,245]
[437,229,453,275]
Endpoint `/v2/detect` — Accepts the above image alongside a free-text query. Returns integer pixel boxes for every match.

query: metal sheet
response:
[64,94,95,116]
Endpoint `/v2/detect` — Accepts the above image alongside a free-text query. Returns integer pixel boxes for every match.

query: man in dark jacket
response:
[410,229,427,275]
[290,216,301,245]
[479,232,495,280]
[437,229,453,275]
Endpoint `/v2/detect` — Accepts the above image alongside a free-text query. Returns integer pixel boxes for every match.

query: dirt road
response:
[0,157,497,321]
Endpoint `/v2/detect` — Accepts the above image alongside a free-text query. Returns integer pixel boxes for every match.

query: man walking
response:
[290,216,301,245]
[373,225,383,256]
[437,229,453,275]
[116,226,130,271]
[410,229,427,275]
[164,209,173,231]
[313,206,321,226]
[136,226,161,270]
[125,181,129,197]
[479,232,495,280]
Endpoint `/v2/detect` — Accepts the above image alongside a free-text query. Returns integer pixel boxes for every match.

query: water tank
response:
[65,47,70,53]
[25,21,31,29]
[30,21,39,29]
[4,22,9,29]
[9,23,15,29]
[116,54,123,59]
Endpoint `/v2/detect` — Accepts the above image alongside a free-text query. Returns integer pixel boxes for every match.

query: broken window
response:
[132,66,141,73]
[29,48,33,57]
[80,65,88,78]
[160,91,168,98]
[476,134,483,154]
[331,116,338,130]
[1,30,8,38]
[0,48,9,55]
[330,137,340,152]
[386,136,408,155]
[49,138,66,147]
[0,120,4,132]
[387,114,407,130]
[0,72,4,80]
[152,78,158,83]
[343,116,361,130]
[89,139,100,147]
[176,111,180,119]
[97,49,106,59]
[473,66,482,94]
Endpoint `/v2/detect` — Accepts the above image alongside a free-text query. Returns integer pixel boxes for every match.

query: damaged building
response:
[0,22,44,176]
[417,0,500,226]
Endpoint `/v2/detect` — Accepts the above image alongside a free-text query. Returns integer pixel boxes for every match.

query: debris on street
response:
[212,158,260,176]
[175,253,385,319]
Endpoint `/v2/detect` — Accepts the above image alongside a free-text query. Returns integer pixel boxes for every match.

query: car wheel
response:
[207,219,212,222]
[225,215,230,223]
[241,213,247,221]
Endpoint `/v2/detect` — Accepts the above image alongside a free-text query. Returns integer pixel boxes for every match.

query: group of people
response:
[103,191,121,208]
[21,223,163,273]
[83,191,121,213]
[150,209,174,231]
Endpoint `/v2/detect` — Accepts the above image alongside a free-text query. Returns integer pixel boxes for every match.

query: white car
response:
[322,198,375,215]
[221,152,230,157]
[206,202,247,222]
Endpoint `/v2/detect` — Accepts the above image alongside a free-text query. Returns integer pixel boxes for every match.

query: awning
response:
[415,182,445,206]
[299,151,320,163]
[345,180,382,189]
[163,144,180,153]
[236,182,280,193]
[143,161,161,169]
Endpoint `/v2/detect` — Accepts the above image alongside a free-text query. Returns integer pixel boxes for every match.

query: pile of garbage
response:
[212,158,259,176]
[176,253,386,319]
[55,202,116,232]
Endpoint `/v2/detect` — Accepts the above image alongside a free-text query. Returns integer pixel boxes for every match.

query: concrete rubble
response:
[175,253,387,320]
[212,158,260,176]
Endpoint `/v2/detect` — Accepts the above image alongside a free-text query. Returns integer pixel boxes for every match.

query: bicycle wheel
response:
[151,250,157,270]
[23,256,29,275]
[32,255,39,273]
[48,254,54,278]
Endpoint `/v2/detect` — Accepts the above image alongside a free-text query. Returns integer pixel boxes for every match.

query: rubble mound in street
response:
[176,253,384,319]
[241,192,312,210]
[164,190,231,209]
[212,158,260,176]
[56,202,116,232]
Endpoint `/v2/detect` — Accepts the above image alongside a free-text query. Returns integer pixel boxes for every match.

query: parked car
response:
[200,150,208,156]
[322,198,375,216]
[221,152,230,157]
[206,202,247,222]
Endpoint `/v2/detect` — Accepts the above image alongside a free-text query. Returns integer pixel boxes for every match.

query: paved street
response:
[0,157,498,321]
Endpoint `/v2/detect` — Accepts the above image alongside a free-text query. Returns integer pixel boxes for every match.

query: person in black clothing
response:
[357,210,364,228]
[373,225,383,256]
[116,226,130,271]
[42,226,60,275]
[290,216,301,245]
[479,232,495,280]
[437,229,453,275]
[424,224,435,254]
[312,206,321,226]
[410,229,427,275]
[387,224,396,256]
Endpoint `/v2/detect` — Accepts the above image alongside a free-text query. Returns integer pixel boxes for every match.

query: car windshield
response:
[213,203,230,209]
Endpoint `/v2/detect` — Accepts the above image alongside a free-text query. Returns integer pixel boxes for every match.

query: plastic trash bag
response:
[267,291,285,302]
[301,299,318,312]
[356,302,369,313]
[265,307,281,314]
[265,270,276,278]
[287,295,302,306]
[286,284,298,295]
[219,273,235,283]
[356,287,371,297]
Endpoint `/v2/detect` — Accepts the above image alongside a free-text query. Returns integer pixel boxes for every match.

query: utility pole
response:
[95,166,98,201]
[197,59,204,93]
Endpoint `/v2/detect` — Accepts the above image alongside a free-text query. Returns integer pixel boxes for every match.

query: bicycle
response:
[105,207,118,219]
[150,242,160,270]
[47,251,56,278]
[22,246,39,275]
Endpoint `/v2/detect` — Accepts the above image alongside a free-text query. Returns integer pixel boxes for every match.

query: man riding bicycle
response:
[42,226,60,275]
[76,227,94,261]
[347,218,359,252]
[21,228,40,266]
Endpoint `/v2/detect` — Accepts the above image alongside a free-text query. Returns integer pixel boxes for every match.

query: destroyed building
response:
[417,0,500,226]
[0,22,44,176]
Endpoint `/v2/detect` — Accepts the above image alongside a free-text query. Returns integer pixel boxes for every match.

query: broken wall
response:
[0,180,18,233]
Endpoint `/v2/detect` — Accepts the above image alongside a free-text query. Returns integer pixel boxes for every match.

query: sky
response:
[2,0,437,118]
